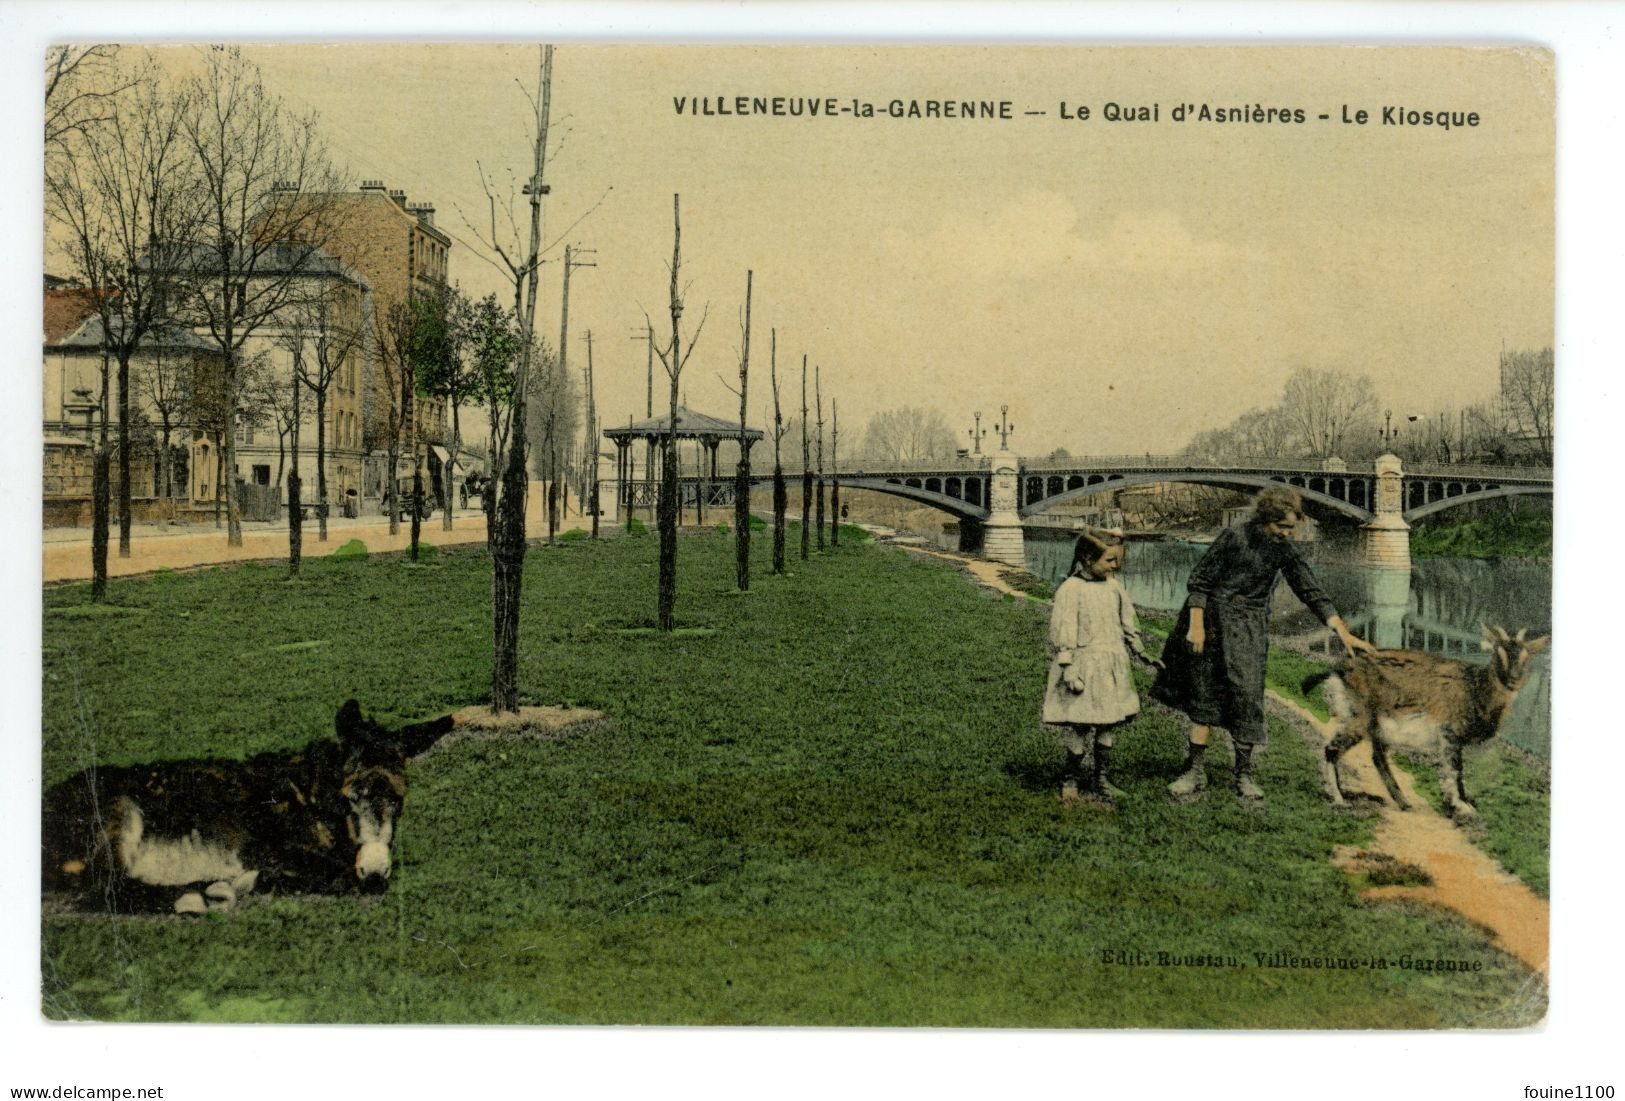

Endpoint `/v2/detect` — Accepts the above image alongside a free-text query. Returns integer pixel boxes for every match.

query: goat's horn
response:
[1516,627,1528,643]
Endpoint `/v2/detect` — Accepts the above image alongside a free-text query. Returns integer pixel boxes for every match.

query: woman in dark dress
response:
[1151,487,1373,803]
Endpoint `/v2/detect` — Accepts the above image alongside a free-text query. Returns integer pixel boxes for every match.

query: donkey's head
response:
[1480,625,1550,692]
[332,700,455,892]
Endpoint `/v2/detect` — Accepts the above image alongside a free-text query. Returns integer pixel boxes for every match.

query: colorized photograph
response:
[38,43,1553,1028]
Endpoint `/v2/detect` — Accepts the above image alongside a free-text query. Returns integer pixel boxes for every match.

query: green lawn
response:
[41,531,1542,1025]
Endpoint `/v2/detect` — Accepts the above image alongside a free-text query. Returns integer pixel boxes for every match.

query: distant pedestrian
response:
[1152,487,1373,804]
[1044,530,1158,807]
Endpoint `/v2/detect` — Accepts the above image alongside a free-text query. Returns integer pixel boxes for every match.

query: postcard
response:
[35,42,1555,1041]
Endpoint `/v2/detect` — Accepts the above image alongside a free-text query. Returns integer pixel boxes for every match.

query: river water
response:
[1024,530,1552,758]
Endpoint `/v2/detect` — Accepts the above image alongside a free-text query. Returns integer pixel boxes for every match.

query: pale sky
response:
[133,44,1555,456]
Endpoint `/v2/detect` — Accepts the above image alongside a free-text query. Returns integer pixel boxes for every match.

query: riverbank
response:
[904,545,1550,970]
[43,532,1540,1025]
[1410,508,1552,560]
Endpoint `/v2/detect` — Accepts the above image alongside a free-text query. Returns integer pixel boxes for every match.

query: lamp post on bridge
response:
[1378,409,1401,452]
[995,404,1015,451]
[968,411,986,455]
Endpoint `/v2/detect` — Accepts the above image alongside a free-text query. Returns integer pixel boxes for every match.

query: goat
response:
[1304,625,1548,820]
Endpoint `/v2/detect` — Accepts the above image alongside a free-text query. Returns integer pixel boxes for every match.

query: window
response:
[252,464,271,486]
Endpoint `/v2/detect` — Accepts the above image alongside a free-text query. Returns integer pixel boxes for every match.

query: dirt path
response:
[895,538,1549,977]
[1267,692,1549,976]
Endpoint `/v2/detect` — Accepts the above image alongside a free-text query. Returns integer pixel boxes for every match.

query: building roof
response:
[49,315,221,354]
[43,288,99,345]
[142,242,368,287]
[604,406,764,442]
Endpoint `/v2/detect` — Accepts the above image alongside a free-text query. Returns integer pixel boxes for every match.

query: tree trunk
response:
[735,272,753,591]
[771,330,786,575]
[491,440,527,711]
[444,403,459,532]
[92,353,111,599]
[289,366,302,574]
[223,344,242,546]
[117,351,131,558]
[658,375,679,630]
[800,355,810,560]
[386,439,400,536]
[492,43,550,712]
[815,366,825,551]
[212,433,223,530]
[657,194,685,632]
[316,387,329,542]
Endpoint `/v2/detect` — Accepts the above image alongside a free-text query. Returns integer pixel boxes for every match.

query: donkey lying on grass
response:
[1304,625,1548,820]
[42,700,462,915]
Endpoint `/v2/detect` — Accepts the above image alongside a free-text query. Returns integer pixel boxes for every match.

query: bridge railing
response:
[1397,460,1552,482]
[1019,455,1375,475]
[643,455,1550,483]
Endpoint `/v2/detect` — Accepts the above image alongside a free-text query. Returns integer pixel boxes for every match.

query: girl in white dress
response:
[1044,531,1158,806]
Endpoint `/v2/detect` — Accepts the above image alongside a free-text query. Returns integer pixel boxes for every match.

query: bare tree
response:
[1280,367,1377,459]
[800,355,811,561]
[731,272,754,589]
[130,340,193,501]
[45,53,200,584]
[1500,347,1554,465]
[830,399,840,547]
[815,365,826,551]
[45,45,133,152]
[769,329,788,575]
[377,297,443,554]
[174,46,347,547]
[286,280,367,541]
[861,407,958,462]
[453,45,555,711]
[650,195,710,632]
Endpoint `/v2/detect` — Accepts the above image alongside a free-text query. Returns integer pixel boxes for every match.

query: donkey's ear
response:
[335,699,366,741]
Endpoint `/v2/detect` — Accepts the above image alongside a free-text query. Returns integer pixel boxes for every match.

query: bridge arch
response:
[1403,484,1553,524]
[738,473,990,521]
[1019,470,1374,523]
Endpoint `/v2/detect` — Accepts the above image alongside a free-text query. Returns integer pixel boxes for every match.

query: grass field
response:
[41,530,1545,1025]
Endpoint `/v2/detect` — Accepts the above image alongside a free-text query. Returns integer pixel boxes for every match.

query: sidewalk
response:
[42,508,496,584]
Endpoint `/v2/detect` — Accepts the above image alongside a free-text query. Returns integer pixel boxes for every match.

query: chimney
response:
[407,202,436,228]
[388,189,407,208]
[359,179,386,192]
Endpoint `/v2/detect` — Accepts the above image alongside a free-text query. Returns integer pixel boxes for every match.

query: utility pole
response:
[551,244,596,541]
[815,364,825,552]
[584,329,598,539]
[830,398,840,547]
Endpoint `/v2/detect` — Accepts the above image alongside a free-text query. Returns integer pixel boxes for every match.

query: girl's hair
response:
[1250,486,1303,526]
[1069,529,1119,575]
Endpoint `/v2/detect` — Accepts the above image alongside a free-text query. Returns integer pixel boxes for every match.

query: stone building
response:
[288,181,453,454]
[185,250,373,519]
[43,312,223,525]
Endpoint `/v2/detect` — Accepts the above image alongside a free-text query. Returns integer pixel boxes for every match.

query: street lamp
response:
[995,404,1016,450]
[968,411,986,455]
[1378,409,1401,451]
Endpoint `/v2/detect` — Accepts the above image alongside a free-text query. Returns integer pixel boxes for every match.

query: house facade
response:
[43,312,223,524]
[287,181,454,457]
[186,253,372,518]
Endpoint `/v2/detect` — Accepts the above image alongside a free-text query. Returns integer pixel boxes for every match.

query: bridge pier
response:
[1359,453,1411,570]
[955,517,985,555]
[1358,565,1412,649]
[982,451,1026,567]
